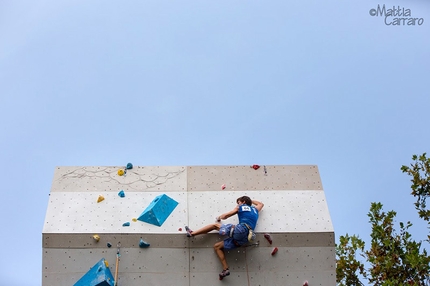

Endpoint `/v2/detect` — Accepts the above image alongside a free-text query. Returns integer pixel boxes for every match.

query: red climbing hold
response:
[264,233,272,244]
[271,247,278,256]
[178,228,182,231]
[252,165,260,170]
[303,281,309,286]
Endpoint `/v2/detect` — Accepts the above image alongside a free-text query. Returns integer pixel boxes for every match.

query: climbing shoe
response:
[185,226,193,237]
[219,269,230,280]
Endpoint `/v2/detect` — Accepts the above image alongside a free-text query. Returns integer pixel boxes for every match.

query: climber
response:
[185,196,264,280]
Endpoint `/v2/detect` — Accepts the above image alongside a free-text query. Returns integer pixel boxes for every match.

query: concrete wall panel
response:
[43,248,190,286]
[245,247,335,272]
[51,166,187,192]
[188,190,333,233]
[43,191,188,233]
[43,233,189,249]
[187,165,322,191]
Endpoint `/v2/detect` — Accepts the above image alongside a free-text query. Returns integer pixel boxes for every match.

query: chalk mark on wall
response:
[56,167,186,190]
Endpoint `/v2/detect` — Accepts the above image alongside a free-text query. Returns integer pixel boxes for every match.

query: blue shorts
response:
[219,224,234,236]
[219,224,249,250]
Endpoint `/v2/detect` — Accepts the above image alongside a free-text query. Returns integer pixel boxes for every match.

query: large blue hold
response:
[138,194,178,226]
[73,258,115,286]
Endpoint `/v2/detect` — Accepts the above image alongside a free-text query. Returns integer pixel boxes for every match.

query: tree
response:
[401,153,430,239]
[336,234,365,286]
[336,154,430,286]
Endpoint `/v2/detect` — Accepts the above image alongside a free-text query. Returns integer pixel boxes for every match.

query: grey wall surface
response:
[42,165,335,286]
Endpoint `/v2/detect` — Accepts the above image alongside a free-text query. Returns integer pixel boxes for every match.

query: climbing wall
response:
[42,165,335,286]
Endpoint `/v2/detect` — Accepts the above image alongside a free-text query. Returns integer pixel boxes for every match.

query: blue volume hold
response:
[137,194,179,227]
[73,258,115,286]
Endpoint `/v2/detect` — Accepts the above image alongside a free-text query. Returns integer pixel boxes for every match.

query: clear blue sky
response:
[1,1,429,285]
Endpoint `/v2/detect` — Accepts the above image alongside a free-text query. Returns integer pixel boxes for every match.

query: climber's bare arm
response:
[252,200,264,212]
[217,205,239,221]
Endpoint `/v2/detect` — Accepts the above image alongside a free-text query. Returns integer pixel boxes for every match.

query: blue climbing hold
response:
[139,239,150,248]
[107,243,112,248]
[122,222,130,227]
[137,194,179,227]
[126,163,133,169]
[118,190,125,198]
[73,258,115,286]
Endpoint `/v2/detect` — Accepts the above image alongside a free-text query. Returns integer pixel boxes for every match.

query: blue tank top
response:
[238,204,259,230]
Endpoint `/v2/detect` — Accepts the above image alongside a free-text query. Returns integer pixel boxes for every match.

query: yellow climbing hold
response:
[93,234,100,242]
[104,260,109,267]
[132,218,137,222]
[97,195,105,203]
[118,169,124,176]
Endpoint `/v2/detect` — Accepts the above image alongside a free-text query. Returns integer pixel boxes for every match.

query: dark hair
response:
[236,196,252,206]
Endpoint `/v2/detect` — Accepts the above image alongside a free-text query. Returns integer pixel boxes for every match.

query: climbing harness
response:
[114,242,121,286]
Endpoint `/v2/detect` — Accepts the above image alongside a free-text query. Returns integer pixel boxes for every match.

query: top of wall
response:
[50,165,323,192]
